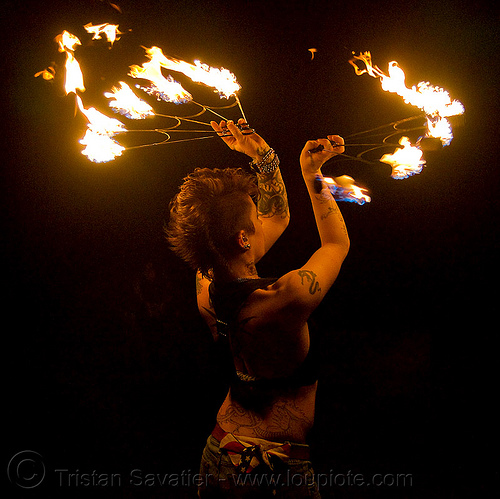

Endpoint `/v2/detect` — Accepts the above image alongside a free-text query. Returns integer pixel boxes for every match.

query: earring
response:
[243,243,251,249]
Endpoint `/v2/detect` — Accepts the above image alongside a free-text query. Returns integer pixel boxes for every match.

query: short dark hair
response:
[166,168,258,278]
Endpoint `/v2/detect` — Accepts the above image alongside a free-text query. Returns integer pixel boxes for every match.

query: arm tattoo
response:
[316,196,348,234]
[320,205,338,220]
[314,192,331,204]
[297,270,321,295]
[256,168,289,220]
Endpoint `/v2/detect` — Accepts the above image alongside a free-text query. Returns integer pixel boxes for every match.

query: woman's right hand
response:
[211,119,270,163]
[300,135,345,177]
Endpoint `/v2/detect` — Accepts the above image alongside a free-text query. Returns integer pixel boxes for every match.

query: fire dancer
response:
[166,119,349,497]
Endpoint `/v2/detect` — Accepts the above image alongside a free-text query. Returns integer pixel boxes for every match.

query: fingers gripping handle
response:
[217,121,255,137]
[308,139,340,154]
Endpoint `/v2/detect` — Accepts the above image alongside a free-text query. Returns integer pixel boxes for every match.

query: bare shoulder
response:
[242,270,321,330]
[248,242,347,327]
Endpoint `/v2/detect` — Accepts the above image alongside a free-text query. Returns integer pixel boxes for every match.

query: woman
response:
[167,119,349,497]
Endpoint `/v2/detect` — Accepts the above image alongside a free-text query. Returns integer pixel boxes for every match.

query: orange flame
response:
[84,22,122,46]
[105,81,155,119]
[324,176,371,205]
[64,52,85,95]
[53,30,85,95]
[77,96,126,135]
[76,96,126,162]
[129,49,193,103]
[79,130,125,163]
[34,65,56,80]
[55,30,81,53]
[380,137,425,179]
[425,117,453,146]
[350,52,464,118]
[142,46,241,99]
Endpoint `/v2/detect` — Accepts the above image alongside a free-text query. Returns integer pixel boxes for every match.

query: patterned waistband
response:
[211,424,310,474]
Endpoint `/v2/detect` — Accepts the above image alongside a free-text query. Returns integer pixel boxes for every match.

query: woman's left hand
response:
[211,118,270,163]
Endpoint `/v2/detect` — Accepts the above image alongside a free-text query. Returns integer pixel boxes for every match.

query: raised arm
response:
[254,164,289,252]
[300,135,350,252]
[211,119,289,253]
[265,135,350,325]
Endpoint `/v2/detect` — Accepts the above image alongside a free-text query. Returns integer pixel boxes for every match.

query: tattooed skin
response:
[217,392,315,441]
[315,193,348,234]
[257,169,289,220]
[196,272,203,295]
[214,305,316,441]
[298,270,321,295]
[320,205,338,220]
[314,192,331,205]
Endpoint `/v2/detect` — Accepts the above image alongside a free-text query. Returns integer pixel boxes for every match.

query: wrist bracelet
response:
[249,148,280,175]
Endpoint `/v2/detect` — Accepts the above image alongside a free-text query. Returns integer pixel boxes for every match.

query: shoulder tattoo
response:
[297,270,321,295]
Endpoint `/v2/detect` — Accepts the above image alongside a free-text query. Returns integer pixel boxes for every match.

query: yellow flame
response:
[64,52,85,95]
[84,22,122,46]
[105,81,155,119]
[129,52,193,103]
[76,96,126,162]
[79,129,125,163]
[349,51,385,77]
[426,117,453,146]
[380,137,425,179]
[34,66,56,80]
[350,52,464,118]
[55,30,81,52]
[325,176,371,204]
[53,31,85,95]
[142,46,241,99]
[77,96,126,135]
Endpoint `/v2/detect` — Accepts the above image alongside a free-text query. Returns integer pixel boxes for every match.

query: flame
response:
[53,30,85,95]
[425,117,453,146]
[55,30,81,52]
[84,22,122,46]
[324,176,371,205]
[142,46,241,99]
[76,96,126,162]
[350,51,464,178]
[79,130,125,163]
[64,51,86,95]
[350,52,465,118]
[129,50,193,103]
[105,81,155,119]
[34,65,56,80]
[380,137,425,179]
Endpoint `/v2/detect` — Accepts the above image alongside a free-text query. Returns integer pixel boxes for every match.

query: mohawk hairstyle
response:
[166,168,258,279]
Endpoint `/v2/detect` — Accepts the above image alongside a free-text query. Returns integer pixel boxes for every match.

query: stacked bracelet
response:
[249,148,280,175]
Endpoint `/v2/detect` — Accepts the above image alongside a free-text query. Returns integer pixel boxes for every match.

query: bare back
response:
[200,280,318,443]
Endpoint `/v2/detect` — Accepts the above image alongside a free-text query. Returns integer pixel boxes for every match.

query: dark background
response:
[4,0,498,497]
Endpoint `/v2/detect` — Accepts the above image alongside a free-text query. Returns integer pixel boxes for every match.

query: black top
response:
[208,277,318,409]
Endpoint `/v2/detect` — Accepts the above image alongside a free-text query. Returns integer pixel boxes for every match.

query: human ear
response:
[236,230,251,250]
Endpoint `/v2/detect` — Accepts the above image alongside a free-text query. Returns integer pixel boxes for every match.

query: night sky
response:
[4,0,498,497]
